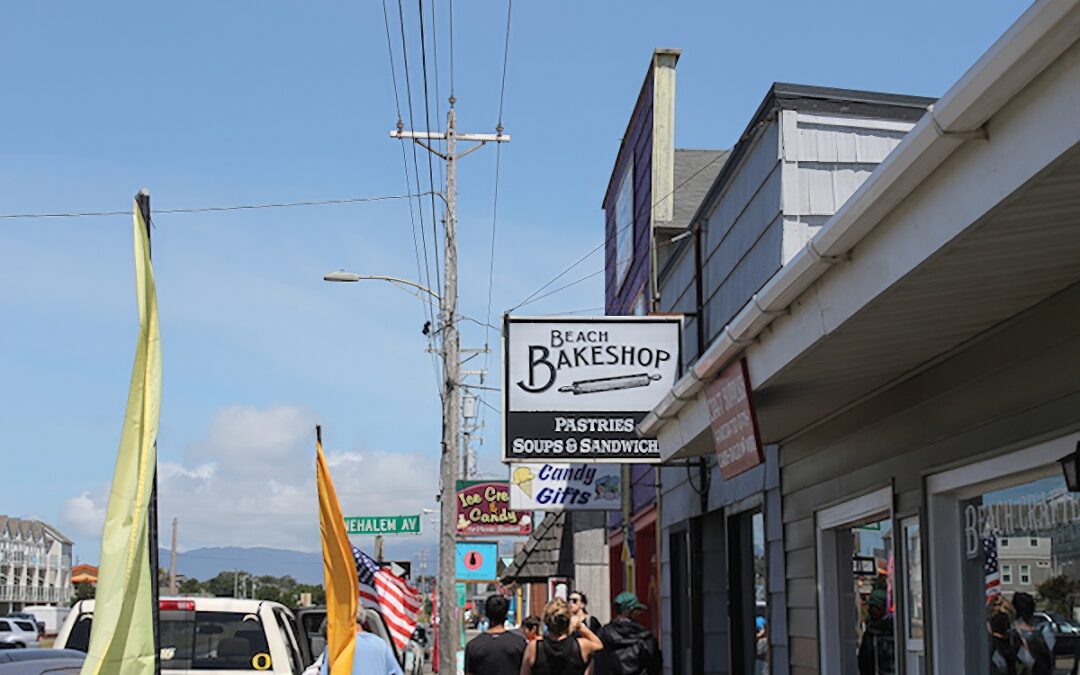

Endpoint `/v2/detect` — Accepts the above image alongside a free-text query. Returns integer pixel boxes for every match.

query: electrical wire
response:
[509,150,729,312]
[417,0,444,298]
[496,0,513,128]
[0,193,432,220]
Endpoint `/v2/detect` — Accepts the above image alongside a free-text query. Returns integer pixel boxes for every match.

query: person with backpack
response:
[593,592,661,675]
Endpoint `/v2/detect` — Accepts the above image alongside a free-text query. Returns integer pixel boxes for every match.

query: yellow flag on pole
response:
[80,201,162,675]
[317,426,358,674]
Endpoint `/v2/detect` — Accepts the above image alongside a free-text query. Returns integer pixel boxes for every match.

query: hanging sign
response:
[707,358,763,480]
[503,316,682,464]
[456,480,533,537]
[455,541,499,581]
[509,463,622,510]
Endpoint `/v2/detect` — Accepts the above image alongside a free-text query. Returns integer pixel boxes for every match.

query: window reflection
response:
[853,518,896,675]
[968,475,1080,674]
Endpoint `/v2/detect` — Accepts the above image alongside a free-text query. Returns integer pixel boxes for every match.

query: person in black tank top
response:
[521,598,604,675]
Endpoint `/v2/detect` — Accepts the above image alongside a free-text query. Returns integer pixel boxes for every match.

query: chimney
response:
[651,48,680,225]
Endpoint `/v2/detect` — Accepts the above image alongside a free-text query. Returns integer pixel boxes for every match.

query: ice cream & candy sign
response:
[455,480,533,537]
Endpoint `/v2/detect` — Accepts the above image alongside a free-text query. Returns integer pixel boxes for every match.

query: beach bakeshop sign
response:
[503,316,681,463]
[456,480,533,537]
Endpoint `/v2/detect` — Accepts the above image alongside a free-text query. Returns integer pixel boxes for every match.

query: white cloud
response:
[61,492,107,538]
[64,404,440,555]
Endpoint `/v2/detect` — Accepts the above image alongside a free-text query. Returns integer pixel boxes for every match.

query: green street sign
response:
[456,582,467,606]
[344,515,421,535]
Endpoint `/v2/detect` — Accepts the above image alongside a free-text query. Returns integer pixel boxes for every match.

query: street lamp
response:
[1059,442,1080,492]
[323,267,461,673]
[323,270,442,301]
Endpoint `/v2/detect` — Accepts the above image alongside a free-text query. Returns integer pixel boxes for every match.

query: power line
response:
[417,0,443,298]
[509,150,729,311]
[496,0,513,128]
[0,193,432,220]
[397,0,441,321]
[383,0,442,400]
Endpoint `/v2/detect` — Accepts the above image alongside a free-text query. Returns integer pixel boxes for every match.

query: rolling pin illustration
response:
[558,372,662,395]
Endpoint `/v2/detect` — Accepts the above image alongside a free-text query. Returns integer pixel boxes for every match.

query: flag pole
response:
[136,188,161,675]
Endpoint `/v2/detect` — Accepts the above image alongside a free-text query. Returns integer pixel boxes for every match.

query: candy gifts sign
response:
[456,480,533,537]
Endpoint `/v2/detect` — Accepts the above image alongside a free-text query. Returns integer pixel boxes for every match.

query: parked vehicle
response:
[55,598,306,674]
[17,608,68,638]
[0,617,42,641]
[0,648,85,675]
[1035,611,1080,662]
[0,620,40,649]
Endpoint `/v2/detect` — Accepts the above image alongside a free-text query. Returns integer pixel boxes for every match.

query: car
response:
[0,618,42,641]
[0,620,40,649]
[0,648,85,675]
[55,598,306,674]
[1034,611,1080,662]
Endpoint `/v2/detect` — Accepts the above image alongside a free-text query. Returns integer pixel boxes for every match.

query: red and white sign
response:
[706,359,763,480]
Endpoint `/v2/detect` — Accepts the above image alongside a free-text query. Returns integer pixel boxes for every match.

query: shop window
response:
[928,434,1080,674]
[816,487,896,675]
[730,510,768,675]
[670,527,693,675]
[901,516,925,675]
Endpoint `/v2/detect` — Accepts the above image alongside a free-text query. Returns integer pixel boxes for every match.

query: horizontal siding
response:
[779,282,1080,675]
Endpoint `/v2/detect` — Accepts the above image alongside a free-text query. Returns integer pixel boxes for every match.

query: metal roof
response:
[500,512,572,582]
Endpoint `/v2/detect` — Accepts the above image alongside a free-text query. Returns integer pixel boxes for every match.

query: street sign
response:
[344,515,421,535]
[455,582,467,606]
[455,541,499,581]
[503,316,681,463]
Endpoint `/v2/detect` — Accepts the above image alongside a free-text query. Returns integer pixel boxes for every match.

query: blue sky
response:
[1,0,1030,563]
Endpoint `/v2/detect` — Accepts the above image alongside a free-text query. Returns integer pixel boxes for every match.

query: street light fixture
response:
[323,270,442,301]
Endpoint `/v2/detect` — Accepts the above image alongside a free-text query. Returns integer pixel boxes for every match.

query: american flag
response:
[352,546,421,651]
[984,532,1001,599]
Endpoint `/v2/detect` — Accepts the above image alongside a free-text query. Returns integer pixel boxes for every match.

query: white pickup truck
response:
[55,598,422,675]
[56,598,306,674]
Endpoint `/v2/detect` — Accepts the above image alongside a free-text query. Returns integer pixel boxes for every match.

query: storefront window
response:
[902,517,925,675]
[730,510,768,675]
[964,473,1080,674]
[850,517,896,675]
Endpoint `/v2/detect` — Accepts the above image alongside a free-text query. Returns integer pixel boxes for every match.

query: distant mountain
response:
[162,541,438,585]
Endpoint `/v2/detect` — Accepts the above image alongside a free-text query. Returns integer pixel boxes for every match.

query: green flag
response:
[81,201,162,675]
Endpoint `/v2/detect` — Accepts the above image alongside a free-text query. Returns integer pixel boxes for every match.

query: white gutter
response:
[640,0,1080,436]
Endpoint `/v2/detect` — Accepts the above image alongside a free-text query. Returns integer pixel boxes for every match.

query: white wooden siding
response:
[780,110,915,262]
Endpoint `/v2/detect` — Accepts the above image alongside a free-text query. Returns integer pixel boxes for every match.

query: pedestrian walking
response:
[303,611,404,675]
[522,616,543,642]
[568,591,603,634]
[857,589,895,675]
[593,592,661,675]
[521,598,604,675]
[1013,592,1053,675]
[466,595,527,675]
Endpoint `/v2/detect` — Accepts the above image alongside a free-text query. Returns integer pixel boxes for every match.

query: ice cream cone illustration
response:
[512,466,535,497]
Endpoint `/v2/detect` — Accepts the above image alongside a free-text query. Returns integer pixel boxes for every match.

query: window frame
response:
[1020,564,1031,585]
[926,429,1080,674]
[1002,564,1013,584]
[816,485,894,675]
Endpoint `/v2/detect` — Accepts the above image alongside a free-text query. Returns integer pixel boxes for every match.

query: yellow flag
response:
[81,202,162,675]
[317,427,358,674]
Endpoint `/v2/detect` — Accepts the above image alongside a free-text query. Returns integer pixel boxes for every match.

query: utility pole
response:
[169,517,178,595]
[392,103,509,675]
[375,535,385,564]
[136,189,161,675]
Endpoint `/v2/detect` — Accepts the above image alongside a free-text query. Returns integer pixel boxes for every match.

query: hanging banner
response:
[455,480,533,537]
[503,316,682,464]
[509,463,622,510]
[707,358,764,480]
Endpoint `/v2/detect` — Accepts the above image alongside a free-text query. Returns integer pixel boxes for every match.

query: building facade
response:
[639,2,1080,673]
[0,516,73,614]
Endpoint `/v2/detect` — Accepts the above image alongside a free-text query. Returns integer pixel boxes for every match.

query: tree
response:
[206,571,242,598]
[71,582,96,604]
[1037,574,1078,616]
[178,577,202,595]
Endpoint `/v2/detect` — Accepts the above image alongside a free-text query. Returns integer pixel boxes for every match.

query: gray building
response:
[640,3,1080,674]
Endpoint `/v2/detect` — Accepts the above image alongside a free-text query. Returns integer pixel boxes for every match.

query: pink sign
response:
[706,359,763,480]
